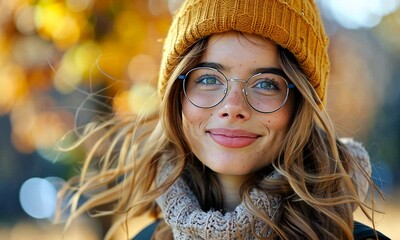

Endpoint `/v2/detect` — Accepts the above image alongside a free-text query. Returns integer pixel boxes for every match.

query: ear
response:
[340,138,372,206]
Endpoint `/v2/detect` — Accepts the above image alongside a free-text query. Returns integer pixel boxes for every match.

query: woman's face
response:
[182,31,295,176]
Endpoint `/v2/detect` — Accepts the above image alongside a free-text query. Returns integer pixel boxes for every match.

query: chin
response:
[206,162,257,176]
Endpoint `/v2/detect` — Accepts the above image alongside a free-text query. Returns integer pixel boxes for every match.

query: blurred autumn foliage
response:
[0,0,180,157]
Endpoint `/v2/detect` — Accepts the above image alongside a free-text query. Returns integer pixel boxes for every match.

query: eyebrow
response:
[195,62,231,72]
[251,67,287,78]
[194,62,287,79]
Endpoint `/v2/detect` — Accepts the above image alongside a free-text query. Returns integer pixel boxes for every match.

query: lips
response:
[207,128,259,148]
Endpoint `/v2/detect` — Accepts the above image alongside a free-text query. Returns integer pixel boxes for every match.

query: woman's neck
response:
[216,174,250,211]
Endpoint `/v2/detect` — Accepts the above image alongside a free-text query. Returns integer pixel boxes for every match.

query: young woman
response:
[58,0,390,239]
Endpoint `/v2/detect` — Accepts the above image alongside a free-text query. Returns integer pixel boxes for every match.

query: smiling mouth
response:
[207,129,260,148]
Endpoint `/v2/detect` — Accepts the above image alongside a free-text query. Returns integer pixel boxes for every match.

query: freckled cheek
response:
[182,109,211,140]
[182,112,194,130]
[182,101,213,125]
[182,109,201,127]
[182,114,197,149]
[182,103,195,124]
[266,109,292,130]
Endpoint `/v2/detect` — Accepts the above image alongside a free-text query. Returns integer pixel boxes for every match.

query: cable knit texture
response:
[156,163,281,239]
[158,0,330,106]
[156,139,371,239]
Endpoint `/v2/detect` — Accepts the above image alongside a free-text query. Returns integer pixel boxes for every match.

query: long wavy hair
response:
[57,33,377,240]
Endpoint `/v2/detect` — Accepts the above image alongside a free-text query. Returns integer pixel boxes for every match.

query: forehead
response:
[201,31,280,69]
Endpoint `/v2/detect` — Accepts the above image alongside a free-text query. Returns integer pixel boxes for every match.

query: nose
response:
[217,85,251,120]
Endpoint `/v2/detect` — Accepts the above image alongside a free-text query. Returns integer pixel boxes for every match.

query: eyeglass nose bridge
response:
[223,78,249,96]
[228,78,247,83]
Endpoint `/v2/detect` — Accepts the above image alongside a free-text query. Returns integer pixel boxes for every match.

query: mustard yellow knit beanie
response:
[158,0,330,105]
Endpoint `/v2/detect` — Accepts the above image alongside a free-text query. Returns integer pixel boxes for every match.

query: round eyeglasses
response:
[178,67,295,113]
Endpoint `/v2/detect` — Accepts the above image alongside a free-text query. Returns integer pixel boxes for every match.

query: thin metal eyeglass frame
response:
[178,66,295,113]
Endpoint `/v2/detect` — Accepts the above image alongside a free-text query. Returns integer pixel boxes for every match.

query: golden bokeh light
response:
[96,40,134,83]
[1,0,174,159]
[54,57,83,94]
[74,41,102,79]
[51,14,81,48]
[167,0,185,14]
[14,5,36,35]
[10,98,37,153]
[34,1,68,40]
[53,41,102,94]
[32,111,73,149]
[9,94,76,156]
[114,10,146,46]
[34,0,86,49]
[66,0,93,12]
[127,54,159,84]
[11,35,56,69]
[113,84,160,116]
[113,90,131,115]
[148,0,169,16]
[0,35,10,65]
[128,84,159,115]
[0,64,28,115]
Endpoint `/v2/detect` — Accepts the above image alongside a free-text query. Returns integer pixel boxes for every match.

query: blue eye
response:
[254,79,280,91]
[196,75,222,85]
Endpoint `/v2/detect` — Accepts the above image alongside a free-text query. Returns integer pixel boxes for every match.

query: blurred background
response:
[0,0,399,239]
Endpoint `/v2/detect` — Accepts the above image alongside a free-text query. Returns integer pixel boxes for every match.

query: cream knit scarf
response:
[156,139,370,240]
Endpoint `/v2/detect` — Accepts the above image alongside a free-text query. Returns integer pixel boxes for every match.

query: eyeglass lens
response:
[183,67,291,113]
